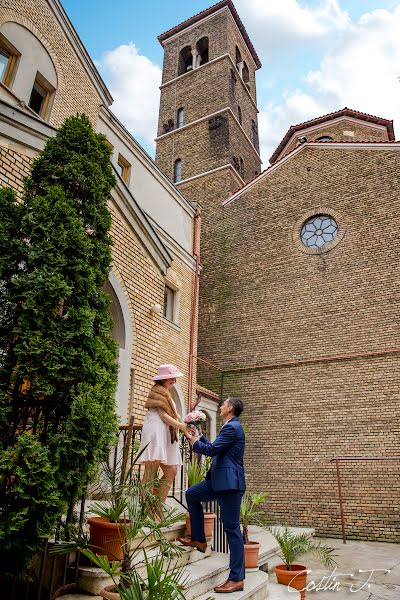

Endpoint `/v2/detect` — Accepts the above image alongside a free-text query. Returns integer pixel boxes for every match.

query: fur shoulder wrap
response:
[145,383,179,444]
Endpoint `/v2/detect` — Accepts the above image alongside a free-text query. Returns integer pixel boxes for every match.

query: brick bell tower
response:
[156,0,262,204]
[156,1,262,384]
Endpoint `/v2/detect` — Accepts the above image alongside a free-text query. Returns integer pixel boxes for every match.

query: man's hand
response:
[188,434,201,446]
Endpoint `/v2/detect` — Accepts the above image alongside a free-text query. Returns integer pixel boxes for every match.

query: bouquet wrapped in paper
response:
[184,410,207,436]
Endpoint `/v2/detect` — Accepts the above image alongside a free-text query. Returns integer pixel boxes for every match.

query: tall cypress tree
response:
[0,114,118,576]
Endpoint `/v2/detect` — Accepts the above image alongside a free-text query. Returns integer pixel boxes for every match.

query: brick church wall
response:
[157,58,229,136]
[199,146,400,540]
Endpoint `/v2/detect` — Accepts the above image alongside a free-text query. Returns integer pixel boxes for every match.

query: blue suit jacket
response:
[193,417,246,492]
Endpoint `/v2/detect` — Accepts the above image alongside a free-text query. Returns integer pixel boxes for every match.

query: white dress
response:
[138,408,182,466]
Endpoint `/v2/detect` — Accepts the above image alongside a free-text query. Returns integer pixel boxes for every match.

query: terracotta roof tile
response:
[196,384,220,402]
[158,0,261,69]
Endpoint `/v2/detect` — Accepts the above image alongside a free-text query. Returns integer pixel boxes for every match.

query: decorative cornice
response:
[0,99,55,153]
[156,106,261,162]
[111,172,172,275]
[270,108,395,164]
[145,214,197,272]
[176,163,244,187]
[224,141,400,206]
[100,107,196,218]
[158,2,261,69]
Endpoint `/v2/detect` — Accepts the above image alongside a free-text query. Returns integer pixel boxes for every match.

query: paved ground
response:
[293,537,400,599]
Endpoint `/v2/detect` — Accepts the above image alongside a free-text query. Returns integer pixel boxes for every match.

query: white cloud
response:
[258,4,400,165]
[96,43,161,148]
[235,0,349,52]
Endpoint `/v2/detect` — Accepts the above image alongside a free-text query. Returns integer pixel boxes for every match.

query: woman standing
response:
[138,364,188,511]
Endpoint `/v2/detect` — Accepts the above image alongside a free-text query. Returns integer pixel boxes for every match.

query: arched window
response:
[237,105,242,125]
[0,22,58,121]
[196,36,209,66]
[178,45,192,76]
[103,275,133,425]
[317,135,333,142]
[242,61,250,84]
[177,107,184,128]
[240,157,244,180]
[235,46,242,68]
[173,158,182,183]
[251,119,259,152]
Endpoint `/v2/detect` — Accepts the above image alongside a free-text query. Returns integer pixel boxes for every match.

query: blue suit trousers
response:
[186,479,245,582]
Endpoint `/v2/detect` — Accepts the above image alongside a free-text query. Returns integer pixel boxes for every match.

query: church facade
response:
[0,0,204,428]
[156,1,400,541]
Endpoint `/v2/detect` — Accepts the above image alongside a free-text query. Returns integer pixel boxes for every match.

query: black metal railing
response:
[8,422,228,600]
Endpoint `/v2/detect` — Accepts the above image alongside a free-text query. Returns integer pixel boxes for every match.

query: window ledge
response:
[161,316,181,332]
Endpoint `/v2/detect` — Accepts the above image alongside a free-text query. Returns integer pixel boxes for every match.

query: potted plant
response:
[185,456,215,541]
[86,548,187,600]
[240,491,268,569]
[270,526,337,599]
[52,449,187,599]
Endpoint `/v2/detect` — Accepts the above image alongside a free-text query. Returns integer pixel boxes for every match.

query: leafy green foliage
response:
[185,456,211,487]
[240,491,268,544]
[0,114,118,576]
[269,526,337,570]
[52,452,188,598]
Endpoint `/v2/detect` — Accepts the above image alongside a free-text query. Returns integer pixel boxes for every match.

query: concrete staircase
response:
[57,524,310,599]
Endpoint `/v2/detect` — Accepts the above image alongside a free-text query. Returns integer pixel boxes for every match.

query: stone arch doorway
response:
[171,381,185,418]
[104,272,133,425]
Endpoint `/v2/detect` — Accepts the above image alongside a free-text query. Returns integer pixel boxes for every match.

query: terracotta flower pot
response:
[100,584,120,600]
[185,511,215,541]
[275,564,308,600]
[88,516,126,561]
[244,541,260,569]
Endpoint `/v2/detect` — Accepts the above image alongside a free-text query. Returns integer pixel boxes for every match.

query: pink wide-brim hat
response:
[153,364,184,381]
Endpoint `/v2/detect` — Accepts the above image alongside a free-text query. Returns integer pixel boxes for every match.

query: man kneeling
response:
[180,397,246,594]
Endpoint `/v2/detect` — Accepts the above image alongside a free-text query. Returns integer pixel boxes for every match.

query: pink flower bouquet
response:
[184,410,207,436]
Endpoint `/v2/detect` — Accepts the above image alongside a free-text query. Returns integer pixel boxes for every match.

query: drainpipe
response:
[188,207,201,411]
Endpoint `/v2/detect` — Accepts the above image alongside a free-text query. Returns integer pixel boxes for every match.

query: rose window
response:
[300,215,338,248]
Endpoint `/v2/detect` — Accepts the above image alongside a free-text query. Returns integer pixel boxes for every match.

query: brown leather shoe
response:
[178,536,207,553]
[214,580,244,593]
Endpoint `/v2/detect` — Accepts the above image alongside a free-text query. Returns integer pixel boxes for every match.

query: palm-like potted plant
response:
[270,526,337,599]
[240,491,268,568]
[52,450,186,599]
[185,456,215,541]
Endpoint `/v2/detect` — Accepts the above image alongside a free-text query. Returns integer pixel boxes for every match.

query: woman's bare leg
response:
[142,461,161,517]
[158,464,178,504]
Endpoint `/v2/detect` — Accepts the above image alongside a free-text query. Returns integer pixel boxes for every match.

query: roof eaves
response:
[103,107,196,217]
[50,0,113,105]
[112,168,172,273]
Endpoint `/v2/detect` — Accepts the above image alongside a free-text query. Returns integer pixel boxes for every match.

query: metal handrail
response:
[331,455,400,544]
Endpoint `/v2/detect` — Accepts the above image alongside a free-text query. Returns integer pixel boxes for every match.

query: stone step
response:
[77,542,212,595]
[182,552,232,599]
[195,570,269,599]
[267,582,301,599]
[57,596,102,600]
[127,520,187,549]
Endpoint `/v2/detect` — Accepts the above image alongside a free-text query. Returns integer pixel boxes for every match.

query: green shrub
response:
[0,114,118,576]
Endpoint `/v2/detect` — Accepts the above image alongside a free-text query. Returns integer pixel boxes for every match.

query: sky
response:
[61,0,400,166]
